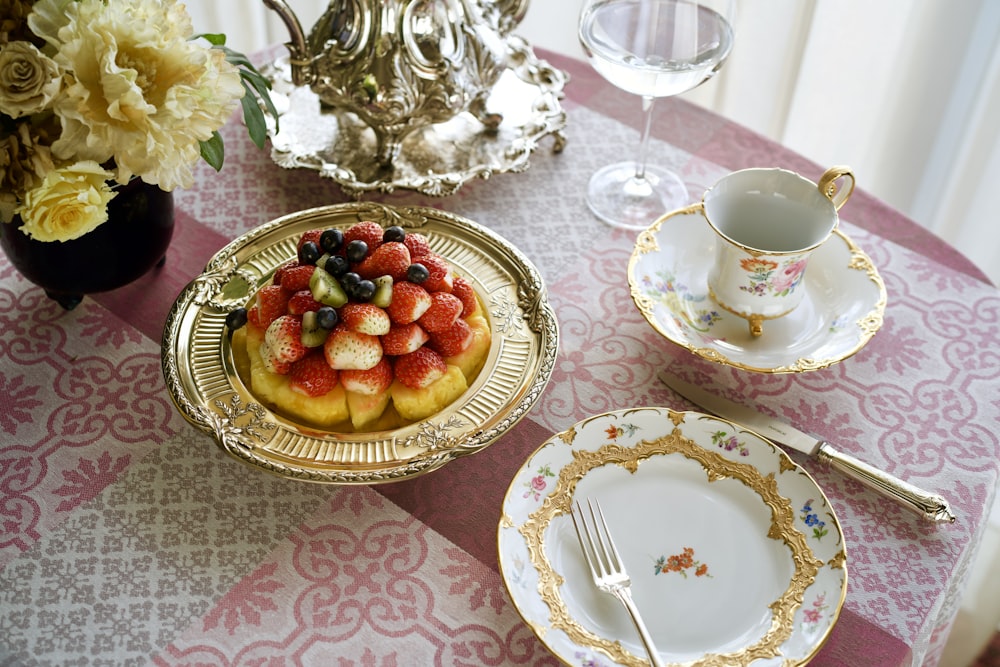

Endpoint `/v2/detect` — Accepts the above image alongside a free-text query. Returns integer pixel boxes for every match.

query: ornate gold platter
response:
[498,407,848,666]
[627,205,887,373]
[162,202,558,484]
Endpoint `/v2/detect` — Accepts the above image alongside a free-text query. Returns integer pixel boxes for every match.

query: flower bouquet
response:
[0,0,275,243]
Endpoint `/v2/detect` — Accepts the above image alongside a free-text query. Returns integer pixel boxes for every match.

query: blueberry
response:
[325,254,349,277]
[382,225,406,243]
[320,228,344,253]
[298,240,322,265]
[406,262,429,284]
[354,279,376,302]
[341,271,361,287]
[225,307,248,331]
[346,239,368,264]
[316,306,338,329]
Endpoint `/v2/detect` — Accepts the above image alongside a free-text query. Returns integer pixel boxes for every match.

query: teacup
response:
[703,166,855,337]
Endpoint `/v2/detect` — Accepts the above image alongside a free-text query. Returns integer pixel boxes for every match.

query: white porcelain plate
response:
[627,204,887,373]
[499,407,847,666]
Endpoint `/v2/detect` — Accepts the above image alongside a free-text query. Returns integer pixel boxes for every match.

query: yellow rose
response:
[0,41,61,118]
[16,161,116,242]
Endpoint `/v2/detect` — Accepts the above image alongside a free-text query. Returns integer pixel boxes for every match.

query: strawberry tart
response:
[229,221,491,431]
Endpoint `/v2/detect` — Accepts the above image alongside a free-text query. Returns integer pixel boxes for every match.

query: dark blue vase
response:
[0,178,174,310]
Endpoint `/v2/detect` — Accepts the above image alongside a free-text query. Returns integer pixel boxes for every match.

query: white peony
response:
[27,0,244,191]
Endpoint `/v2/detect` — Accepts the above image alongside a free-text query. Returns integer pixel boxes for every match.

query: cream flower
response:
[0,42,61,118]
[16,160,116,242]
[27,0,244,191]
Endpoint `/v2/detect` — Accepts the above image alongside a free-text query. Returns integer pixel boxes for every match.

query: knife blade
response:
[659,371,956,524]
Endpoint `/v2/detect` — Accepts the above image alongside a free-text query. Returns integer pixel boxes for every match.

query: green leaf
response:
[241,73,280,129]
[193,32,227,47]
[240,88,268,149]
[200,132,225,171]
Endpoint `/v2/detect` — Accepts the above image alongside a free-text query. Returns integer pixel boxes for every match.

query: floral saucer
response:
[627,204,887,373]
[498,407,847,666]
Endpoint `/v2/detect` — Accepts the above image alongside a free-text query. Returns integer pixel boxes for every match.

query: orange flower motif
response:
[654,547,712,579]
[740,257,779,273]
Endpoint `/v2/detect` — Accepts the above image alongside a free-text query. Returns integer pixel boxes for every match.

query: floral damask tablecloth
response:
[1,51,998,666]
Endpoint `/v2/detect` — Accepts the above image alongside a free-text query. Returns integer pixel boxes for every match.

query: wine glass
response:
[579,0,735,229]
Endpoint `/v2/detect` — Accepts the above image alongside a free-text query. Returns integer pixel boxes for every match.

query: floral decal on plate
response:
[828,313,850,333]
[522,464,555,501]
[801,592,830,630]
[711,430,750,457]
[574,651,611,667]
[604,422,639,440]
[653,547,712,578]
[640,270,722,333]
[738,257,808,298]
[800,499,829,540]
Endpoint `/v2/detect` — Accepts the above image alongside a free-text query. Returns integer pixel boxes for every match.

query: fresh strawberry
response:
[279,264,316,292]
[289,352,339,397]
[324,325,383,370]
[356,241,411,281]
[386,281,432,324]
[287,289,324,315]
[403,232,431,259]
[340,303,391,335]
[272,259,299,286]
[418,291,463,333]
[259,342,291,375]
[247,305,263,329]
[420,253,453,292]
[381,322,430,356]
[428,318,473,357]
[255,284,291,329]
[394,347,447,389]
[264,315,307,363]
[451,276,478,317]
[340,357,393,395]
[297,229,323,252]
[343,221,384,254]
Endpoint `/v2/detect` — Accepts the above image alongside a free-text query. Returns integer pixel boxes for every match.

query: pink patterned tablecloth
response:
[1,50,998,666]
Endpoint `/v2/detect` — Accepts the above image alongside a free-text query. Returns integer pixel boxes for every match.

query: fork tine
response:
[591,498,624,575]
[571,501,598,576]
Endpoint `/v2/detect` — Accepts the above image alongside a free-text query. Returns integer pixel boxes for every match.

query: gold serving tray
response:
[162,202,558,484]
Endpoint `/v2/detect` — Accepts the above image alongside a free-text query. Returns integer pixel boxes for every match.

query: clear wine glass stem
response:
[634,95,656,182]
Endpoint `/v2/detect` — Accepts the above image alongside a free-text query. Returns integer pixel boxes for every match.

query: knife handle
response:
[815,443,956,523]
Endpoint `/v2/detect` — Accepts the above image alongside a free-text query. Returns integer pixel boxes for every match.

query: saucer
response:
[627,204,886,373]
[498,407,847,666]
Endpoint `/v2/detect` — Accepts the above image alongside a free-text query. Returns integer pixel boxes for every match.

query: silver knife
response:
[659,371,956,524]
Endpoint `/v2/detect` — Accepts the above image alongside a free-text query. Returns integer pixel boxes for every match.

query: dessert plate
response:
[162,202,557,484]
[261,37,568,198]
[627,204,887,373]
[498,407,847,666]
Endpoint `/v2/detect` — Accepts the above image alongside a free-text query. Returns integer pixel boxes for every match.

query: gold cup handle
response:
[817,166,855,210]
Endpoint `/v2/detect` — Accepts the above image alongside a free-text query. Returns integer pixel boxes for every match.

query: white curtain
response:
[188,0,1000,286]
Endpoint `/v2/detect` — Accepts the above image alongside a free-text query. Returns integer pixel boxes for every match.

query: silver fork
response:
[571,498,665,667]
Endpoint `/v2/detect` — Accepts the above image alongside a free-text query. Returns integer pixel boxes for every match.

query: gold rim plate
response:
[162,202,558,484]
[627,204,887,373]
[498,407,847,666]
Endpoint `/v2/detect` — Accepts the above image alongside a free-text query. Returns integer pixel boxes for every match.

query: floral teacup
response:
[703,166,855,337]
